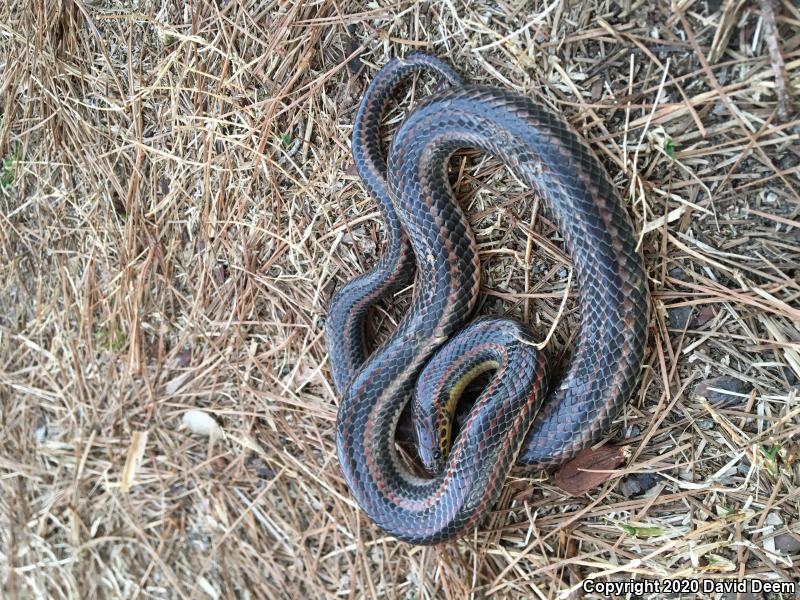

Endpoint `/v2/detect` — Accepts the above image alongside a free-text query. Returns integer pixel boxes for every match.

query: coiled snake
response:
[326,53,649,545]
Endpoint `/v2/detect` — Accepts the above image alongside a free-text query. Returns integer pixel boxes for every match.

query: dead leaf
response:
[287,363,322,390]
[690,305,716,328]
[553,445,628,496]
[694,376,751,405]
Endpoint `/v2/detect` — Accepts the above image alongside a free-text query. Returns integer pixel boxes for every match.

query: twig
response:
[759,0,794,122]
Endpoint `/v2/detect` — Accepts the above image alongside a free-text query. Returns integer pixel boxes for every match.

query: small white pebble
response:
[182,410,224,440]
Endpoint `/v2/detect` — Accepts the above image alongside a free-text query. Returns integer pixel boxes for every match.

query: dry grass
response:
[1,1,799,598]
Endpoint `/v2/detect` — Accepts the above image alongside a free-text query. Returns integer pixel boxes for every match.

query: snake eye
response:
[433,449,441,460]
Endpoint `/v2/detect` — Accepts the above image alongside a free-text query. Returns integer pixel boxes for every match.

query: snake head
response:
[412,368,453,476]
[412,328,504,477]
[413,408,451,476]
